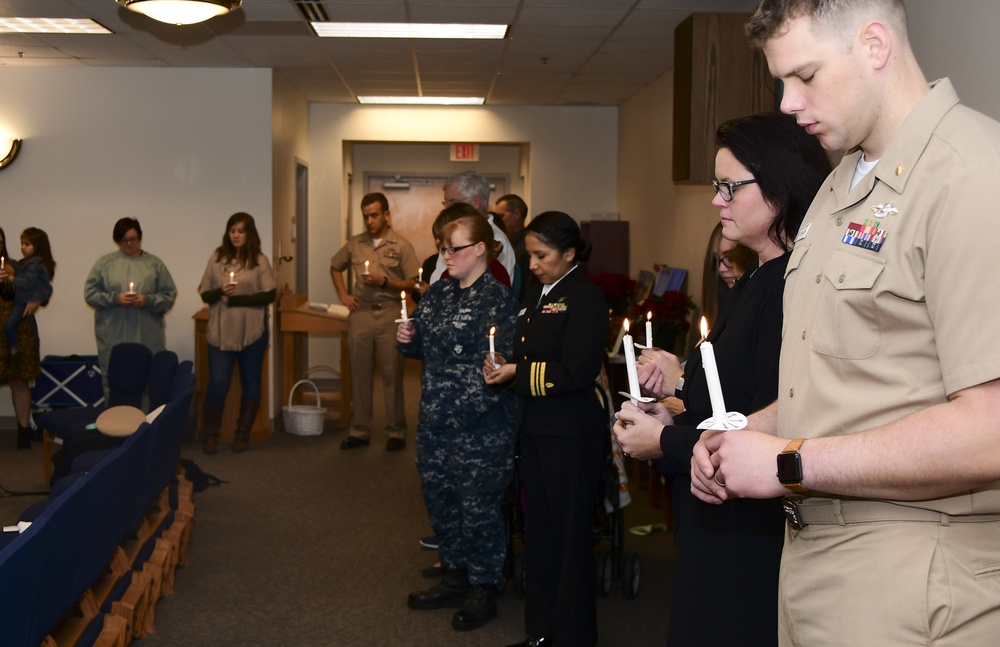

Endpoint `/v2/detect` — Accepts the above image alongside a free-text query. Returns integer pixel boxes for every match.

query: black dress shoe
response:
[505,637,549,647]
[408,570,469,610]
[452,586,497,631]
[340,436,370,450]
[385,437,406,451]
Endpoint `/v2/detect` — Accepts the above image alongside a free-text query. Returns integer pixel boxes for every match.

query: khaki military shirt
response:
[330,228,419,305]
[779,79,1000,515]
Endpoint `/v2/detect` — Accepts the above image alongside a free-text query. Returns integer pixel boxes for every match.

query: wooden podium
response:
[193,308,271,442]
[277,290,351,429]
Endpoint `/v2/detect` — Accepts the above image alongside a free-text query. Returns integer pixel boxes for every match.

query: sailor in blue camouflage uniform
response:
[398,206,517,633]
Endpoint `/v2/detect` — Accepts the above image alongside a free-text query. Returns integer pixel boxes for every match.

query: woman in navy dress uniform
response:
[485,211,609,647]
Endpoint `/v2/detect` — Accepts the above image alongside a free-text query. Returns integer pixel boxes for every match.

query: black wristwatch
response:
[381,276,389,289]
[776,438,808,494]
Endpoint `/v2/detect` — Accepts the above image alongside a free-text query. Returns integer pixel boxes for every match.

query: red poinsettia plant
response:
[590,273,636,318]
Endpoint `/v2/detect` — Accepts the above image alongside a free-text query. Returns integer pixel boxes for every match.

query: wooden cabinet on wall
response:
[673,13,776,184]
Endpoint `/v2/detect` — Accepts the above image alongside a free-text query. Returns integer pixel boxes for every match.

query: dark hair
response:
[0,226,8,262]
[215,212,262,269]
[716,111,830,252]
[432,202,480,241]
[442,214,502,262]
[746,0,908,49]
[361,192,389,212]
[112,217,142,243]
[22,227,56,279]
[524,211,592,263]
[495,194,528,220]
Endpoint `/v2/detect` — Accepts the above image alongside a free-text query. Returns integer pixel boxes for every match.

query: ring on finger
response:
[714,473,726,487]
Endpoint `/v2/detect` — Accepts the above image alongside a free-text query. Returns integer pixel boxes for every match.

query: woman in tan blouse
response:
[198,212,276,454]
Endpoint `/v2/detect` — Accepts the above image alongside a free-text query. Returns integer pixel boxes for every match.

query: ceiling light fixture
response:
[358,96,485,106]
[116,0,242,26]
[1,139,22,171]
[0,18,111,34]
[313,22,508,40]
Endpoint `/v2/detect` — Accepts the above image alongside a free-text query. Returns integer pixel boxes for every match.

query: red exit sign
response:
[450,143,480,162]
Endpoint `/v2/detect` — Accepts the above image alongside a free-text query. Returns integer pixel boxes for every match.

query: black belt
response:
[783,497,1000,530]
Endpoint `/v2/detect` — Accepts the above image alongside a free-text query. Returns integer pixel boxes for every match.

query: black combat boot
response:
[451,585,497,630]
[407,569,469,610]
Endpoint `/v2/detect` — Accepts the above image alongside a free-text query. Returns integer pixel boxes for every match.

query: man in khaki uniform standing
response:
[331,192,419,451]
[691,1,1000,645]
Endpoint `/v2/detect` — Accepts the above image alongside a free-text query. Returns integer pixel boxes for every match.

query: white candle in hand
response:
[364,260,370,275]
[418,267,423,284]
[645,311,653,348]
[229,271,236,284]
[489,326,496,366]
[700,339,728,423]
[623,319,642,399]
[128,281,135,295]
[400,291,408,322]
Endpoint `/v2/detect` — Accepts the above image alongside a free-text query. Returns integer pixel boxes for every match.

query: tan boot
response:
[202,403,224,455]
[232,400,258,453]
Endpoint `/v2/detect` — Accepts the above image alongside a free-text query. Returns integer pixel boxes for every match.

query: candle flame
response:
[623,318,630,333]
[700,316,709,339]
[647,311,652,321]
[489,326,496,335]
[401,291,406,299]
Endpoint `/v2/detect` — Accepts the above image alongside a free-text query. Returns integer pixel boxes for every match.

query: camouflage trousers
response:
[416,410,515,586]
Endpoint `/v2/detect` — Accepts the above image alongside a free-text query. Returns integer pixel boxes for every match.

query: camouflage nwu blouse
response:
[398,271,517,431]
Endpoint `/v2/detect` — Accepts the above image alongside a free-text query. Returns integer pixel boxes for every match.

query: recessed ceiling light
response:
[313,22,507,39]
[0,18,111,34]
[357,96,486,106]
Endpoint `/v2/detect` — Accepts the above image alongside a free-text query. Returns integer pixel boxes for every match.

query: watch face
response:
[776,452,803,484]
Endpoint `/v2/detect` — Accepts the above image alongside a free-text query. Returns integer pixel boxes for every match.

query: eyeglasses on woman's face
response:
[439,243,476,256]
[712,178,758,202]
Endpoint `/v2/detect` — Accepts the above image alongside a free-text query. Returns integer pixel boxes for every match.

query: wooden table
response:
[277,291,351,428]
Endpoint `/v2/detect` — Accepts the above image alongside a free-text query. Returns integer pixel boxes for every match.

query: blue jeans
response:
[205,333,267,406]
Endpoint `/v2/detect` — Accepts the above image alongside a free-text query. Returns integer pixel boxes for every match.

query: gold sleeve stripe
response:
[530,361,547,397]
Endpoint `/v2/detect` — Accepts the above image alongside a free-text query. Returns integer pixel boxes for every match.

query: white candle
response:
[418,267,423,284]
[489,326,496,365]
[623,319,641,399]
[700,339,728,423]
[1,256,4,270]
[364,260,370,275]
[400,291,408,323]
[229,271,235,284]
[128,281,135,295]
[645,311,653,348]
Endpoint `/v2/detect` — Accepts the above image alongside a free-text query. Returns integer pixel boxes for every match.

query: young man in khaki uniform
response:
[691,1,1000,644]
[331,192,419,451]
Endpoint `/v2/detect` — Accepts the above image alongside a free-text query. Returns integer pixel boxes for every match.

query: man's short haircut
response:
[361,192,389,212]
[746,0,908,49]
[444,171,490,212]
[495,194,528,221]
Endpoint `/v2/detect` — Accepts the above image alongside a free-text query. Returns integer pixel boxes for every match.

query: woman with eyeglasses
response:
[84,217,177,398]
[484,211,610,647]
[613,112,830,646]
[398,205,518,633]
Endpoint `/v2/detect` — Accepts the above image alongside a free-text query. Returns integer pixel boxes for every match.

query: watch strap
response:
[780,437,808,494]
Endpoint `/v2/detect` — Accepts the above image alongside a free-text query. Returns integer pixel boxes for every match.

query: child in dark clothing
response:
[1,227,55,379]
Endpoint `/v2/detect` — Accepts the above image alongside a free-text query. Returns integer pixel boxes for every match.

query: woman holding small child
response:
[0,226,55,449]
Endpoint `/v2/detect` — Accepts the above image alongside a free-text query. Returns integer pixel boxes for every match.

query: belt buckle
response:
[371,302,383,310]
[783,498,806,530]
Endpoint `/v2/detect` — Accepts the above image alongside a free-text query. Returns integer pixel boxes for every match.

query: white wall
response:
[0,67,273,417]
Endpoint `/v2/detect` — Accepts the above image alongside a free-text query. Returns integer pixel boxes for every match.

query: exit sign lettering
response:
[450,143,480,162]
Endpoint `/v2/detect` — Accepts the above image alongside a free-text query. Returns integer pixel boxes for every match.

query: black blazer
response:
[513,267,609,437]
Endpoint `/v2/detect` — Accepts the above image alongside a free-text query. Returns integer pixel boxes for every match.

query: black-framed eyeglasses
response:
[439,243,476,256]
[712,178,758,202]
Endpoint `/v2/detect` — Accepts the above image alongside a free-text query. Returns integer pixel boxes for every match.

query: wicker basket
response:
[283,379,327,436]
